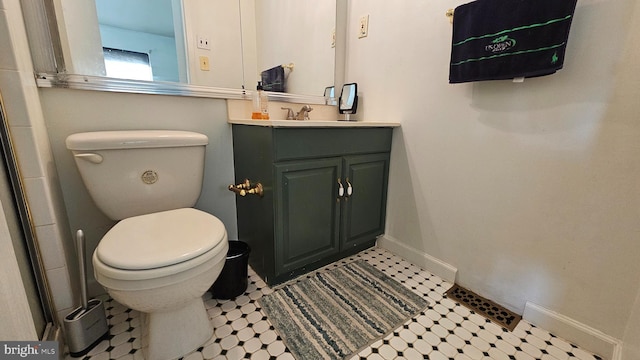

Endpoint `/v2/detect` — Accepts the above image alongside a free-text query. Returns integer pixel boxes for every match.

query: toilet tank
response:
[66,130,209,220]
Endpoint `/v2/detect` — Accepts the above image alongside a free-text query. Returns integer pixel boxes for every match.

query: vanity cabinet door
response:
[341,153,390,250]
[274,158,342,276]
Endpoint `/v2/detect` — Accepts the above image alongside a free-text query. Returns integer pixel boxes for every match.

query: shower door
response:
[0,96,55,339]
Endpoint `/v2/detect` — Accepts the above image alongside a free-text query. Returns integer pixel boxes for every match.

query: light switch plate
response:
[358,15,369,38]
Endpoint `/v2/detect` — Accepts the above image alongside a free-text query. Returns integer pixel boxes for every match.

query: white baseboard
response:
[377,235,457,283]
[523,302,622,360]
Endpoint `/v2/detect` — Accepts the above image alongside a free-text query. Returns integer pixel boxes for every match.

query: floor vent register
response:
[445,283,521,331]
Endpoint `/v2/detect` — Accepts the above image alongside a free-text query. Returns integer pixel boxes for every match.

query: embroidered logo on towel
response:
[485,35,516,53]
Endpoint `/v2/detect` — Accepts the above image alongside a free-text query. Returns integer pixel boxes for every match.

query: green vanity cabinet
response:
[231,124,393,285]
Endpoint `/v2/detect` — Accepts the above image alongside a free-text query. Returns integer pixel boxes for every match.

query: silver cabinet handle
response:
[338,178,344,197]
[346,178,353,196]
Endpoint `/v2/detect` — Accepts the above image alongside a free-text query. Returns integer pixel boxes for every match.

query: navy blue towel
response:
[449,0,578,83]
[261,65,285,92]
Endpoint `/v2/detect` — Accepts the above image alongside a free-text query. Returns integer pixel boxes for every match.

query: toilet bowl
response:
[93,208,228,360]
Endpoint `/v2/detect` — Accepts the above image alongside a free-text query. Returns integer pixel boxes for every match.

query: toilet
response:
[66,130,229,360]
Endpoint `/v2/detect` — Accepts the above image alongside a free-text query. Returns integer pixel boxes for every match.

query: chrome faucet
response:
[281,105,313,120]
[295,105,313,120]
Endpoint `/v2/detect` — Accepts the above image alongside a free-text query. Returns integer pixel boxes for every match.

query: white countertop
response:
[228,119,400,128]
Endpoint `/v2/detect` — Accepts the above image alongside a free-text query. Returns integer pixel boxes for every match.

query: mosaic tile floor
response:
[66,247,604,360]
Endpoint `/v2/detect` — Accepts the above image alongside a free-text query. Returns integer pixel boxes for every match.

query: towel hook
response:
[282,63,295,71]
[445,9,454,24]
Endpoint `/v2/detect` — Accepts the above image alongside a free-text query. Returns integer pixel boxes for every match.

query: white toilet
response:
[66,130,229,360]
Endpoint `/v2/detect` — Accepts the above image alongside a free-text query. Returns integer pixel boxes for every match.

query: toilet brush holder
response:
[64,230,109,357]
[64,299,109,357]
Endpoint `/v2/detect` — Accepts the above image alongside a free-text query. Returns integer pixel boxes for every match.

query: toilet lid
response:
[96,208,226,270]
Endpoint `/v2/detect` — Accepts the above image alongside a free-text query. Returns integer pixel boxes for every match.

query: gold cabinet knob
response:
[229,179,264,197]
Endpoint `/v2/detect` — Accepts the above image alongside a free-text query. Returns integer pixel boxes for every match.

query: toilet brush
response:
[64,230,109,357]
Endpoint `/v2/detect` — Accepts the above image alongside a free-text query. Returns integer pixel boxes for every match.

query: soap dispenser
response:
[251,81,269,120]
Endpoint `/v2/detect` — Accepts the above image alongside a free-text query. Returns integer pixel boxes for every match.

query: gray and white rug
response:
[259,260,429,360]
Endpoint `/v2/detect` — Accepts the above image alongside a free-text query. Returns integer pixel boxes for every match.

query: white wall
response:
[255,0,335,96]
[182,0,245,88]
[39,89,238,296]
[347,0,640,345]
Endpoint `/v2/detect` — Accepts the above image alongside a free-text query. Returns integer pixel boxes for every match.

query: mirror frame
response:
[22,0,344,105]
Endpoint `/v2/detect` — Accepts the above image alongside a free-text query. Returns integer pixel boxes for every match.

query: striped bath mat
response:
[259,260,429,359]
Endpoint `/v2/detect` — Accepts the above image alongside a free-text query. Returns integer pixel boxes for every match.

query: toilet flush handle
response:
[74,153,103,164]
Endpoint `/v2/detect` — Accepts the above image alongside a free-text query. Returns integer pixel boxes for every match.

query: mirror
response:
[40,0,336,98]
[255,1,335,96]
[338,83,358,117]
[324,86,336,105]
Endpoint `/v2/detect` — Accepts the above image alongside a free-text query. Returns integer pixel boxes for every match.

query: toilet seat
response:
[97,208,225,270]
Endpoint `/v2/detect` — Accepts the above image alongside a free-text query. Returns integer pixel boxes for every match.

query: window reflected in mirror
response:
[96,0,184,83]
[103,48,153,81]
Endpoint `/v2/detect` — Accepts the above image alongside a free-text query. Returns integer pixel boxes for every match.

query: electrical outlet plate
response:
[199,56,210,71]
[197,35,210,50]
[358,15,369,38]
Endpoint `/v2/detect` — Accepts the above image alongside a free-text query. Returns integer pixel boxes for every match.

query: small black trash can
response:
[210,241,251,299]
